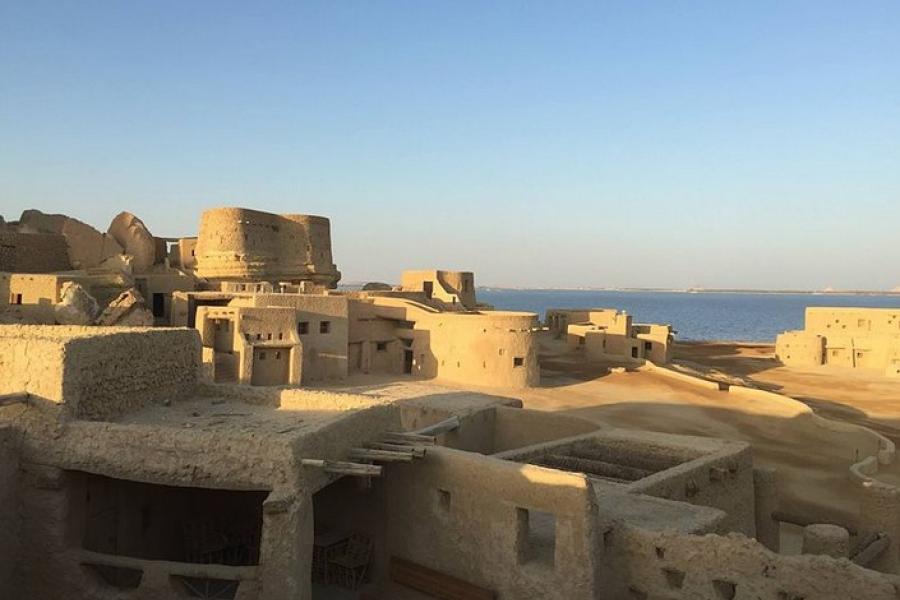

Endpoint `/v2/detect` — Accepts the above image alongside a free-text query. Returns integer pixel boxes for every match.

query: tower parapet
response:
[194,207,340,287]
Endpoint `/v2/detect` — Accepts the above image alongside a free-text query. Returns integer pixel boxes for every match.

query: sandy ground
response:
[674,341,900,441]
[514,335,878,522]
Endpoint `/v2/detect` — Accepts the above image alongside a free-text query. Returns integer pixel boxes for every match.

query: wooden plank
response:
[349,448,414,462]
[390,556,496,600]
[301,459,382,477]
[382,432,437,445]
[415,416,461,436]
[368,442,427,458]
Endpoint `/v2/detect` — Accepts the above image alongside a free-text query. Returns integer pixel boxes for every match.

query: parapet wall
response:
[0,326,200,419]
[194,207,340,287]
[609,524,900,600]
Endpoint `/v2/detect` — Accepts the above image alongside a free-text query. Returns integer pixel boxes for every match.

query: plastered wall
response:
[246,293,349,382]
[372,298,539,388]
[382,447,599,599]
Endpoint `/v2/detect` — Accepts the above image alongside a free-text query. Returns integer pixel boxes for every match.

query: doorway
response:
[403,349,414,374]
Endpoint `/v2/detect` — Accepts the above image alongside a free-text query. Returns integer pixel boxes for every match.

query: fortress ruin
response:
[2,206,900,599]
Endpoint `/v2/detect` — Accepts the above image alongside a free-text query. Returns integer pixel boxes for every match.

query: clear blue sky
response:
[2,1,898,289]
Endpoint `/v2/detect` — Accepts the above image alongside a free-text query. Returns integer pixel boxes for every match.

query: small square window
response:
[437,489,451,513]
[275,351,281,359]
[513,357,524,367]
[259,352,266,360]
[256,333,262,340]
[376,342,387,352]
[267,333,272,340]
[298,321,309,335]
[244,333,251,341]
[320,321,331,334]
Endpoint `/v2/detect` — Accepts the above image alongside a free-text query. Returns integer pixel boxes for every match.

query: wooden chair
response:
[328,532,373,590]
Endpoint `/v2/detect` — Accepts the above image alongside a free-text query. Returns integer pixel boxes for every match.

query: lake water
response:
[477,289,900,342]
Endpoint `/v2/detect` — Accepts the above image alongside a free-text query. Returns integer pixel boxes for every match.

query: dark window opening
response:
[13,293,22,305]
[437,489,451,513]
[259,352,266,360]
[376,342,388,352]
[152,293,166,318]
[513,357,525,367]
[298,321,309,335]
[422,281,434,299]
[320,321,331,334]
[516,508,555,566]
[644,341,653,352]
[72,472,266,566]
[631,347,639,359]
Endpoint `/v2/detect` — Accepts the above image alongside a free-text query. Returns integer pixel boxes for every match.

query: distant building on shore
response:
[776,307,900,377]
[546,308,674,364]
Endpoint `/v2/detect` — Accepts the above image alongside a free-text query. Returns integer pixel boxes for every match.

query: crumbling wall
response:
[17,209,123,270]
[0,231,72,273]
[1,325,199,416]
[0,328,66,401]
[60,328,199,419]
[606,524,900,600]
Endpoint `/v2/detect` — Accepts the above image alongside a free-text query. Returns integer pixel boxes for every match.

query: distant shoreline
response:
[475,287,900,296]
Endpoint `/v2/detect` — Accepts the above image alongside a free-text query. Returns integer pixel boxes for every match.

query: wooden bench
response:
[390,557,496,600]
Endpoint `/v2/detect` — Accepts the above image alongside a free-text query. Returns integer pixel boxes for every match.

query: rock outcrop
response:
[108,212,158,272]
[95,288,155,327]
[53,282,100,325]
[18,209,122,269]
